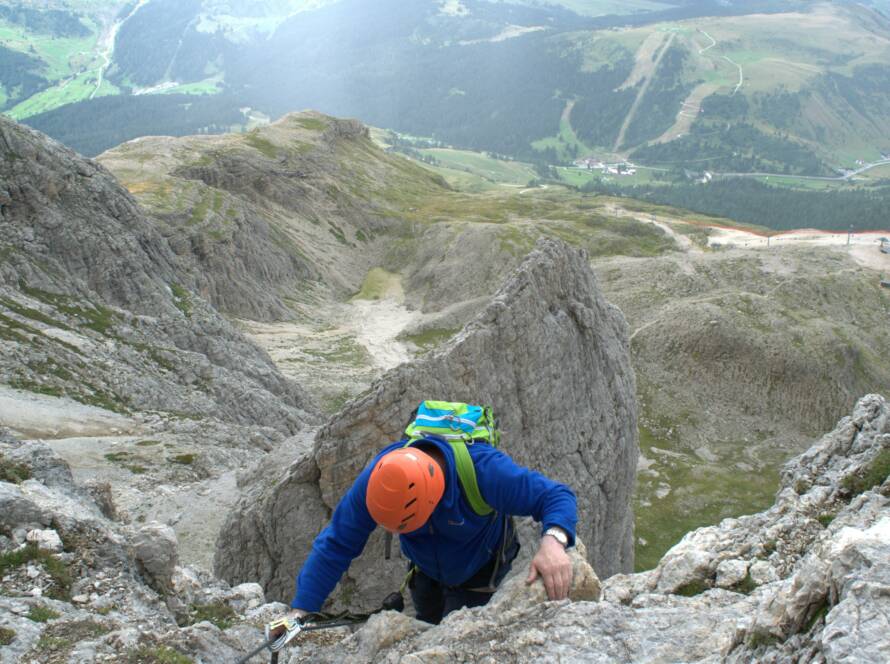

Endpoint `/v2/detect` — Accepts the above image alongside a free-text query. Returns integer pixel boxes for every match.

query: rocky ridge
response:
[279,394,890,663]
[0,114,316,431]
[0,430,282,664]
[97,111,449,321]
[214,238,639,610]
[3,394,884,663]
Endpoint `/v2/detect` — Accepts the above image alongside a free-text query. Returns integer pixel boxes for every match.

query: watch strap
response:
[544,527,568,547]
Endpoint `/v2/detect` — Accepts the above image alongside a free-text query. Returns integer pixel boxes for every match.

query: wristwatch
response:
[544,527,568,548]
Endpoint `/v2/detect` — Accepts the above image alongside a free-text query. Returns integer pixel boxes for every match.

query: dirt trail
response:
[709,226,890,271]
[607,203,890,273]
[91,0,148,99]
[0,385,140,439]
[605,202,702,260]
[614,32,676,151]
[723,54,744,96]
[697,28,716,54]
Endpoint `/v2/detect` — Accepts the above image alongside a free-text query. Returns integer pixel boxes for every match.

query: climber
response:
[277,401,578,628]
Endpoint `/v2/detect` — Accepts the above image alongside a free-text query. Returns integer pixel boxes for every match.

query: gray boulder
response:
[215,238,639,609]
[0,431,75,492]
[132,523,180,595]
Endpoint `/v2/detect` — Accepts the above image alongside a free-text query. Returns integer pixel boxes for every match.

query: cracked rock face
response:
[215,238,639,609]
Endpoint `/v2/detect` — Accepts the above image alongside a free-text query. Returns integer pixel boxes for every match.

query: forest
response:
[630,92,832,176]
[109,0,211,88]
[581,178,890,232]
[0,6,89,37]
[622,45,697,148]
[23,94,245,157]
[0,46,46,110]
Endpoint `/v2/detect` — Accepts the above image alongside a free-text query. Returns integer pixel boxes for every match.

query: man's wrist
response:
[543,526,568,548]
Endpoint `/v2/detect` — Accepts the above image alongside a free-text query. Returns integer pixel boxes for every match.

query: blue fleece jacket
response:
[292,437,578,612]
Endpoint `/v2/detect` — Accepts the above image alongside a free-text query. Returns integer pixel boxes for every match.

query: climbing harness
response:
[236,593,404,664]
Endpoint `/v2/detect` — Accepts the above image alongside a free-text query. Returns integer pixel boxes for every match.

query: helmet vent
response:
[408,482,415,489]
[401,512,416,523]
[405,497,417,508]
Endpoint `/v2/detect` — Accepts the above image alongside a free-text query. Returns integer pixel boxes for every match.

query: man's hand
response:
[526,535,573,600]
[269,609,308,639]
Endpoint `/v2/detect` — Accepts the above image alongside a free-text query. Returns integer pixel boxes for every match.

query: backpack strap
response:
[448,440,494,517]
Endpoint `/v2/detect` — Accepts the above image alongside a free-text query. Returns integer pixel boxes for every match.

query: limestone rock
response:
[715,559,749,588]
[0,434,75,492]
[0,114,317,433]
[132,523,180,594]
[82,481,121,521]
[489,539,601,611]
[215,239,639,610]
[25,528,63,552]
[0,482,51,532]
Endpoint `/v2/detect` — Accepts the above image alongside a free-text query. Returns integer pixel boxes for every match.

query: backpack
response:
[403,400,500,517]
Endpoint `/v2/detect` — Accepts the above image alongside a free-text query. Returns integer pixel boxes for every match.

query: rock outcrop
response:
[0,114,316,431]
[0,436,282,664]
[269,393,889,663]
[215,238,639,609]
[98,111,449,321]
[4,394,886,663]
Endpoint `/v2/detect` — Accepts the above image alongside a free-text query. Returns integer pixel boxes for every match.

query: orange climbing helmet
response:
[365,448,445,533]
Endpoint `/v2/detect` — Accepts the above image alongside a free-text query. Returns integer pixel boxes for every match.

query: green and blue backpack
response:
[402,400,500,517]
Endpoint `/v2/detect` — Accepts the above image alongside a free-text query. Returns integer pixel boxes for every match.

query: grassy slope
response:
[0,11,123,120]
[418,148,538,186]
[1,1,230,119]
[600,246,890,569]
[531,4,890,169]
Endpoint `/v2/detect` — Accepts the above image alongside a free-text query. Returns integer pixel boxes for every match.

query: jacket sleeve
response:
[291,466,378,612]
[473,448,578,547]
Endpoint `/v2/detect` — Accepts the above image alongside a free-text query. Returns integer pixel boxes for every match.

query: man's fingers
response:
[553,569,565,600]
[544,564,572,600]
[526,562,539,585]
[559,567,572,599]
[544,569,557,599]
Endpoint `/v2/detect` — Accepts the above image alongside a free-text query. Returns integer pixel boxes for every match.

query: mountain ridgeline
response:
[6,0,889,185]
